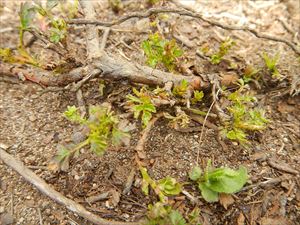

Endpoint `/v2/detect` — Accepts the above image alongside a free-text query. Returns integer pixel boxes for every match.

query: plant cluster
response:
[126,87,157,127]
[140,161,248,224]
[0,0,78,66]
[222,84,269,144]
[210,37,236,64]
[261,52,283,79]
[49,105,130,171]
[141,32,183,71]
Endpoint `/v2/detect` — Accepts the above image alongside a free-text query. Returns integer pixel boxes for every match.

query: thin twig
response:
[69,7,300,55]
[0,148,140,225]
[196,88,221,165]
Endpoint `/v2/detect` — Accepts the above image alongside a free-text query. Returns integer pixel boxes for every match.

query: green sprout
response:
[141,32,183,71]
[49,104,130,171]
[210,37,235,64]
[262,52,283,79]
[222,86,269,144]
[126,87,157,127]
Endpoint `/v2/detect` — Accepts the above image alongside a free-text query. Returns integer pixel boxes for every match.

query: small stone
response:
[74,175,80,180]
[18,217,25,223]
[0,206,5,213]
[28,115,37,122]
[72,132,86,144]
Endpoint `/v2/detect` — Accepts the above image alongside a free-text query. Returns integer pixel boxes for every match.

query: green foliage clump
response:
[222,85,269,144]
[146,202,198,225]
[140,167,182,203]
[189,160,248,202]
[242,65,260,84]
[210,38,235,64]
[126,87,156,127]
[172,80,189,97]
[141,32,183,71]
[262,52,283,79]
[63,105,129,156]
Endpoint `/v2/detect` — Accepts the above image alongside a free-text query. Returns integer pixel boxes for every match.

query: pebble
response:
[0,206,5,213]
[28,115,37,122]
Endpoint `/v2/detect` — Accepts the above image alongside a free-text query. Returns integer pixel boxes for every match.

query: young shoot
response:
[210,37,235,64]
[141,32,183,71]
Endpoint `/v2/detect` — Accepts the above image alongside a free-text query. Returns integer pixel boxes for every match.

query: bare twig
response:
[100,28,111,54]
[79,0,101,60]
[135,112,164,158]
[0,148,140,225]
[196,87,221,165]
[76,89,87,117]
[122,168,136,195]
[69,6,300,55]
[267,158,299,175]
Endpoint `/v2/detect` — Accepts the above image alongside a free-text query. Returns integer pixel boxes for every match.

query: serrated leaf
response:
[189,166,202,181]
[198,183,219,202]
[142,111,152,127]
[169,210,187,225]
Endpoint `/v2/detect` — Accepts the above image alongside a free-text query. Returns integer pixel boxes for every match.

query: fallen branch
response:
[69,6,300,55]
[0,148,140,225]
[0,54,206,88]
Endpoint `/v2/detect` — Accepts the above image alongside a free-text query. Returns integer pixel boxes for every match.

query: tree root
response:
[0,148,141,225]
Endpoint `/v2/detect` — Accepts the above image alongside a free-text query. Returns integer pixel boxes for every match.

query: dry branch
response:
[0,148,140,225]
[0,54,206,89]
[69,6,300,55]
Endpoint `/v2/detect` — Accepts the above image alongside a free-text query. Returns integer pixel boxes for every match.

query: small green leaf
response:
[189,166,202,181]
[169,210,187,225]
[198,183,219,202]
[158,177,182,196]
[64,105,85,123]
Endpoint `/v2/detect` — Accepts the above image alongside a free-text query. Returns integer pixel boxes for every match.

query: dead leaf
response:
[220,72,239,86]
[277,102,295,114]
[237,212,245,225]
[219,193,235,209]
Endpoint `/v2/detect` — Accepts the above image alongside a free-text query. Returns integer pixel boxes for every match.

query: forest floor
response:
[0,1,300,225]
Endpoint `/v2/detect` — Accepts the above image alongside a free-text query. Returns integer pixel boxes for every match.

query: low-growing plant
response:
[210,37,235,64]
[189,160,248,202]
[261,52,283,79]
[146,202,200,225]
[49,105,129,171]
[141,32,183,71]
[126,87,157,127]
[191,90,204,104]
[164,110,190,129]
[140,166,182,203]
[172,80,189,97]
[222,85,269,144]
[242,65,260,84]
